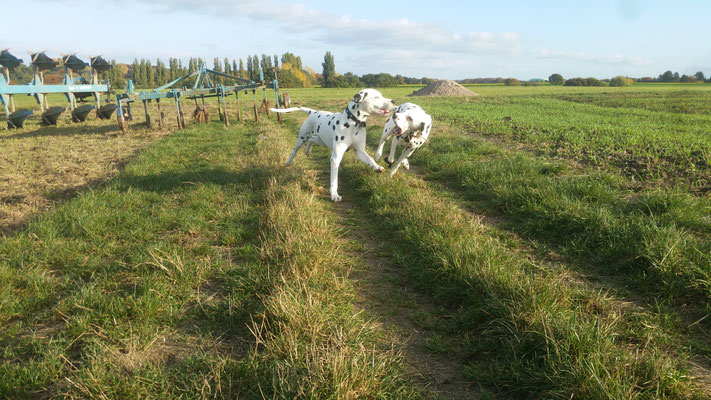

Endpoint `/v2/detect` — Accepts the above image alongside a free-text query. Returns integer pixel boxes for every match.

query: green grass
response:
[330,149,699,398]
[2,83,711,398]
[0,117,416,398]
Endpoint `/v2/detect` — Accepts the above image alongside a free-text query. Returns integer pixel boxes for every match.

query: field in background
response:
[1,83,710,398]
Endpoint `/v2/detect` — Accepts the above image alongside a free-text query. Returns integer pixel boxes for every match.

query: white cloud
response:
[128,0,521,55]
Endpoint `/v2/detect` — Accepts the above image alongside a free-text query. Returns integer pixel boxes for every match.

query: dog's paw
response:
[374,165,384,173]
[331,193,342,202]
[402,159,410,170]
[389,169,397,178]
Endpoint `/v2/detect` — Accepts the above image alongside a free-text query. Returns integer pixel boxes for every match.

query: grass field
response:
[1,83,710,398]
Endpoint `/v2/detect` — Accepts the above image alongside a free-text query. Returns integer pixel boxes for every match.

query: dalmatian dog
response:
[271,89,396,202]
[374,102,432,177]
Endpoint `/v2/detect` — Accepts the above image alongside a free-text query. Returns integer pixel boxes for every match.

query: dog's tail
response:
[269,107,315,114]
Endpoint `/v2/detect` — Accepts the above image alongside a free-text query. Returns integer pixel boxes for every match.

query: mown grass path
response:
[300,150,484,399]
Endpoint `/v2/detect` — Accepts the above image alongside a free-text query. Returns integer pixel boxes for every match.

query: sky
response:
[3,0,710,80]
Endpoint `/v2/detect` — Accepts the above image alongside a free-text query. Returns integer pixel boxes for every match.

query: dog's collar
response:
[345,105,367,128]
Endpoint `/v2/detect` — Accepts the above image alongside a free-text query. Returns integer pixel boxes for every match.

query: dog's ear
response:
[353,90,368,103]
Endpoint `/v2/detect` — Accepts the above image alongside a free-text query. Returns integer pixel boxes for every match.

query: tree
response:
[281,52,303,70]
[586,77,602,86]
[549,73,564,85]
[694,71,706,82]
[224,57,231,76]
[155,59,167,86]
[276,62,312,88]
[680,74,698,83]
[131,59,140,85]
[145,60,154,87]
[322,51,336,87]
[260,54,274,80]
[138,59,148,87]
[609,75,633,87]
[658,70,675,82]
[238,59,246,79]
[213,57,222,84]
[361,73,399,87]
[504,77,521,86]
[252,54,260,80]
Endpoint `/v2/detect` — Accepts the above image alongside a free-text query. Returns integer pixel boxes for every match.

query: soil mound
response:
[408,80,478,97]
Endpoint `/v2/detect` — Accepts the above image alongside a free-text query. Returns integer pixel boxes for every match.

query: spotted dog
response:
[374,102,432,177]
[271,89,396,202]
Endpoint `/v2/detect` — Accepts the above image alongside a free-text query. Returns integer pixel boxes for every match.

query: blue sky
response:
[3,0,710,80]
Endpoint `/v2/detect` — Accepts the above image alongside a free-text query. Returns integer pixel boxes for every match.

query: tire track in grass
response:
[302,167,487,398]
[279,117,486,398]
[336,199,483,400]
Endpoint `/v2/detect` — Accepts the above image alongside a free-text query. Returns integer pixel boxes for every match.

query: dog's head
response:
[387,103,432,138]
[351,89,396,116]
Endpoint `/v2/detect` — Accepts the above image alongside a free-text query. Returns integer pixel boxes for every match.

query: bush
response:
[549,73,565,85]
[609,76,634,87]
[504,78,521,86]
[565,77,603,87]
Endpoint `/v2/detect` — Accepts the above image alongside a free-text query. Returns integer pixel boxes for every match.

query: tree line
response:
[545,71,709,87]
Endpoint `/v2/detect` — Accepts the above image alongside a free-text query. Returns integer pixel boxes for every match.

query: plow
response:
[0,49,283,132]
[115,63,281,133]
[0,50,113,128]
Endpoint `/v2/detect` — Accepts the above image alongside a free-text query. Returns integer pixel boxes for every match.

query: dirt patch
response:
[409,80,479,97]
[0,122,170,233]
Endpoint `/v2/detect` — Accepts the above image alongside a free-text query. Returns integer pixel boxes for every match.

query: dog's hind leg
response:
[285,126,312,166]
[305,135,325,156]
[330,143,349,202]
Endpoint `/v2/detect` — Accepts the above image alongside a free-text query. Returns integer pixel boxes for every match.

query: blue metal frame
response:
[1,51,110,128]
[115,63,280,132]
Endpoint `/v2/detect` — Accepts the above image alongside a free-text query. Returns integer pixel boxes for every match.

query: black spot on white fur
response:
[344,123,350,128]
[340,136,344,140]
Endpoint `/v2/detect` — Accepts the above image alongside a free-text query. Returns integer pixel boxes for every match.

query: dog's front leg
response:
[330,143,348,202]
[386,138,399,165]
[354,148,384,172]
[389,147,415,177]
[374,132,391,161]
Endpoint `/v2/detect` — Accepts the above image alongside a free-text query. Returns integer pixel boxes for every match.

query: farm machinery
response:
[0,50,114,129]
[115,63,282,133]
